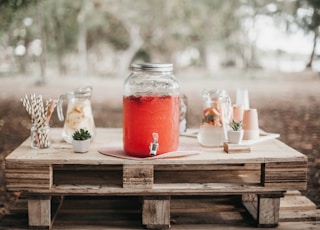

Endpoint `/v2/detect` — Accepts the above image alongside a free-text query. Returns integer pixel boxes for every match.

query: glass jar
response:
[57,86,95,143]
[31,124,50,149]
[123,63,180,157]
[197,89,232,147]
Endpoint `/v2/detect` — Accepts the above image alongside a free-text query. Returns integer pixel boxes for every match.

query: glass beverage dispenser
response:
[123,63,180,158]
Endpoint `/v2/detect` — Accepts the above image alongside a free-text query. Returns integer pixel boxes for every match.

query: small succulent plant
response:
[72,129,92,141]
[229,120,243,131]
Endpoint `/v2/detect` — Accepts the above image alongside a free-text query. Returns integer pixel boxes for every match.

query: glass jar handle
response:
[57,94,66,121]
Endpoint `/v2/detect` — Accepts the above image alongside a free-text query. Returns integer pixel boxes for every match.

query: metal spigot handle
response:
[149,132,159,156]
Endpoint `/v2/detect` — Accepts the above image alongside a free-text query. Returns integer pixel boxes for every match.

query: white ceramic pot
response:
[72,139,91,153]
[227,130,244,144]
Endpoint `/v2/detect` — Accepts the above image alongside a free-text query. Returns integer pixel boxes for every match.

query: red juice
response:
[123,95,180,157]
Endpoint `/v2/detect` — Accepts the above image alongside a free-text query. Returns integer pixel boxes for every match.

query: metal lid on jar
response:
[71,86,92,97]
[131,63,173,72]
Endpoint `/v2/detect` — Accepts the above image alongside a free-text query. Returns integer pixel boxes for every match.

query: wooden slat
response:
[261,161,307,190]
[6,173,51,179]
[258,196,281,227]
[280,194,316,211]
[6,178,50,185]
[263,182,307,190]
[155,170,260,184]
[6,161,50,169]
[28,196,51,228]
[142,196,170,229]
[6,184,52,190]
[123,165,153,189]
[265,161,308,169]
[154,163,261,171]
[5,164,52,190]
[27,183,291,196]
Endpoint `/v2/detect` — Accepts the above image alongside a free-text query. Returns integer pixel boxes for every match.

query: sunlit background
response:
[0,0,319,80]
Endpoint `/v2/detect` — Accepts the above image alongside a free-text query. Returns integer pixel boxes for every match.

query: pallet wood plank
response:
[258,196,281,227]
[154,163,261,171]
[280,194,316,211]
[142,196,170,229]
[28,196,51,228]
[261,161,307,190]
[123,164,154,189]
[5,164,52,190]
[24,182,297,196]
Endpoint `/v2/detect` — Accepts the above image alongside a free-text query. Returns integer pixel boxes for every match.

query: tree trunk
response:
[306,31,317,69]
[36,0,47,84]
[53,2,66,76]
[77,1,89,77]
[116,24,143,77]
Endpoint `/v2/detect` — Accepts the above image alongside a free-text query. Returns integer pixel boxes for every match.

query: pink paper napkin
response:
[98,142,200,160]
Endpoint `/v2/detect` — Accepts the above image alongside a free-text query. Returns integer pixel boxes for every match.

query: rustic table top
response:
[6,128,307,165]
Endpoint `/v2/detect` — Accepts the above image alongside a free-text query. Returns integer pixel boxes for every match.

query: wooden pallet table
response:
[5,128,308,229]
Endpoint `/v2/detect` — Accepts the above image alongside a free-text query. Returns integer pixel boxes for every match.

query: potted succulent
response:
[227,120,244,144]
[72,129,92,153]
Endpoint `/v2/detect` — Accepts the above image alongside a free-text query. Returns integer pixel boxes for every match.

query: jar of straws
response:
[21,94,56,149]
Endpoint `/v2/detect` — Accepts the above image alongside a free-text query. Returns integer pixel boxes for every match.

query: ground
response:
[0,69,319,218]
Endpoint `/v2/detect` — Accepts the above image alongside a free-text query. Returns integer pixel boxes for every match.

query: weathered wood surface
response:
[142,196,171,229]
[6,128,307,165]
[28,196,51,228]
[4,128,309,229]
[5,128,307,193]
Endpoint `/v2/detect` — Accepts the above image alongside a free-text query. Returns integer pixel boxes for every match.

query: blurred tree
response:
[0,0,33,30]
[46,0,81,75]
[3,0,315,76]
[0,0,49,83]
[0,0,35,73]
[294,0,320,68]
[35,0,46,84]
[0,0,252,75]
[247,0,320,69]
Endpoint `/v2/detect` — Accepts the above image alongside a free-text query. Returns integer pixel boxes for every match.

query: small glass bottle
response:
[123,63,180,157]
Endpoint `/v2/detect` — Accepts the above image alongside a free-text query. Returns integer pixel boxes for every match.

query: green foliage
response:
[0,0,35,31]
[295,0,320,32]
[86,11,129,50]
[72,128,92,141]
[229,120,243,131]
[0,0,317,75]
